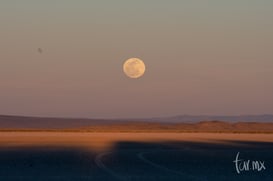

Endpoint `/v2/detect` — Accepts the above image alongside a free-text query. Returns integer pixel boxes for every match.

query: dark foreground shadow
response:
[0,140,273,181]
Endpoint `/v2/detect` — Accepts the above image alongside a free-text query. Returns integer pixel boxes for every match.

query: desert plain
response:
[0,132,273,181]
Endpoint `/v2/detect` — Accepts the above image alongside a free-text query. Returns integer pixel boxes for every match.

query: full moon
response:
[123,58,146,79]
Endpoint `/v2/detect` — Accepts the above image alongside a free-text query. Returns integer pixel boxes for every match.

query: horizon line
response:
[1,113,273,120]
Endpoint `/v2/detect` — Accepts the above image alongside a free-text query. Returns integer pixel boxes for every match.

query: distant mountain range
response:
[149,114,273,123]
[0,114,273,129]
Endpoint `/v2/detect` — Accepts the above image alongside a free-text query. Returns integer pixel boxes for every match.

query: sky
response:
[0,1,273,118]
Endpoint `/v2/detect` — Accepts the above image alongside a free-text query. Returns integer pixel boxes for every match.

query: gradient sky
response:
[0,1,273,118]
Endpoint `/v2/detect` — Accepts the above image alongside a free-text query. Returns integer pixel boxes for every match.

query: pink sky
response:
[0,1,273,118]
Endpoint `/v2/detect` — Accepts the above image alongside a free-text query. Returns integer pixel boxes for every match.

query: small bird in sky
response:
[38,48,43,54]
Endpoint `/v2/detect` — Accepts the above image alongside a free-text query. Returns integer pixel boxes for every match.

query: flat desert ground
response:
[0,132,273,181]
